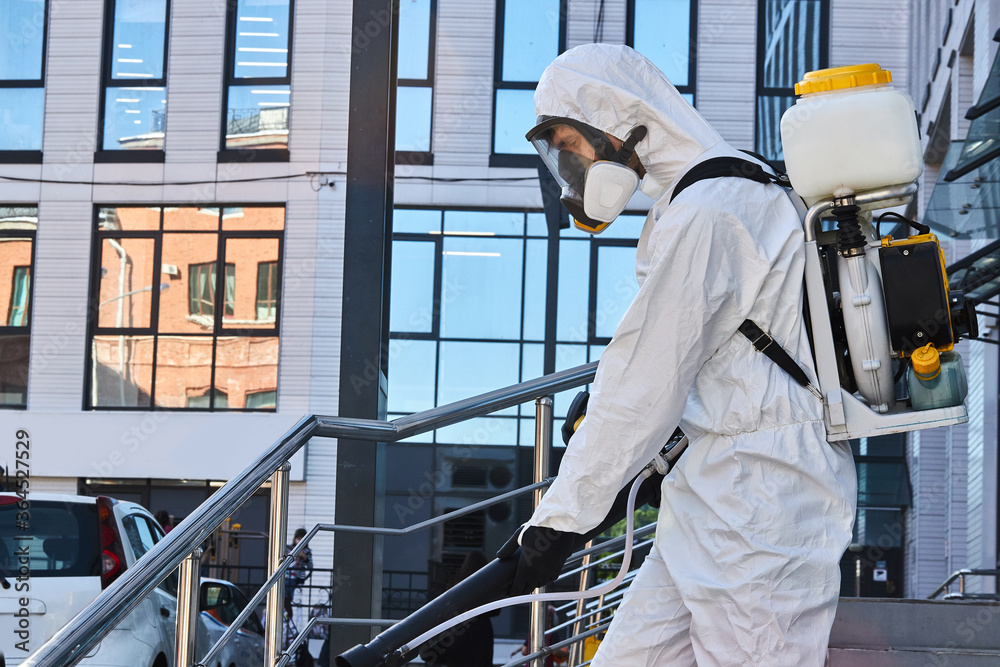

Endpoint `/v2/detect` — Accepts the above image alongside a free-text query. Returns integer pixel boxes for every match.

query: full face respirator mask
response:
[526,117,647,234]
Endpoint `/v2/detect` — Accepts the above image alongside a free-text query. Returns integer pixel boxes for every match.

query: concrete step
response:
[827,597,1000,665]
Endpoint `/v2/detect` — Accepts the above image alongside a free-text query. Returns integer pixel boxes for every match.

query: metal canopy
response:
[925,140,1000,239]
[944,29,1000,182]
[947,237,1000,302]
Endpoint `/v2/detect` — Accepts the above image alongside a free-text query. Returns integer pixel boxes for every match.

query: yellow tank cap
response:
[911,343,941,380]
[794,64,892,95]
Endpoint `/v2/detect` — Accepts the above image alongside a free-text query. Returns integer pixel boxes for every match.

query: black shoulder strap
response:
[738,320,814,391]
[669,157,789,204]
[667,156,816,396]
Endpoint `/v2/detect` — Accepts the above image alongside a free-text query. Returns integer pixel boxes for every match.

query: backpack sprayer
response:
[782,64,976,440]
[337,64,977,666]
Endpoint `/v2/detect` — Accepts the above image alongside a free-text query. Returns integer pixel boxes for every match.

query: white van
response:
[0,493,179,667]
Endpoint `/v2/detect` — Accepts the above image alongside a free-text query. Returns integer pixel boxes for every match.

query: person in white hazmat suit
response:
[503,43,857,665]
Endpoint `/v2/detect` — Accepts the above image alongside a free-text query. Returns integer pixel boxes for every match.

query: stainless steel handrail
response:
[928,568,1000,600]
[25,361,598,667]
[198,479,554,667]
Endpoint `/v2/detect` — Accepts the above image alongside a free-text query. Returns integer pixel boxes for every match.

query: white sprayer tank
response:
[781,64,922,414]
[780,64,923,205]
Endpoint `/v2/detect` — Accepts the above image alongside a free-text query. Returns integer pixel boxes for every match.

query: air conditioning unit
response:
[162,264,179,276]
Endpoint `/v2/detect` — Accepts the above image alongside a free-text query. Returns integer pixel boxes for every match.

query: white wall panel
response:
[697,0,756,149]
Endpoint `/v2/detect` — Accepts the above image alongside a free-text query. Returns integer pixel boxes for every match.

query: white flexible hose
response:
[397,468,653,657]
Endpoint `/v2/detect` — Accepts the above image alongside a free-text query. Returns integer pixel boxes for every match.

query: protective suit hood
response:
[534,43,730,199]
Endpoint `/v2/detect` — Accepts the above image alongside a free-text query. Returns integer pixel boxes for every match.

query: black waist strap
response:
[738,320,812,389]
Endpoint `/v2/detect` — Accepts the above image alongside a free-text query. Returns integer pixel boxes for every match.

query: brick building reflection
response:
[0,208,34,407]
[92,206,282,410]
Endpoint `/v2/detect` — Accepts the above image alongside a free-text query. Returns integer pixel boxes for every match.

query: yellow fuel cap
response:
[795,64,892,95]
[911,343,941,380]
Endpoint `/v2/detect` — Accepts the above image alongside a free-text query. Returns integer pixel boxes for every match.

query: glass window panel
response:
[255,261,278,321]
[90,334,154,408]
[634,0,690,86]
[0,335,30,407]
[0,88,44,150]
[438,341,520,415]
[440,237,523,340]
[396,86,432,152]
[213,336,278,409]
[153,335,213,408]
[387,339,436,413]
[760,0,822,89]
[225,85,289,150]
[502,0,559,82]
[186,388,227,409]
[594,214,645,240]
[595,245,639,338]
[519,417,536,447]
[588,344,605,361]
[158,234,218,333]
[163,207,220,231]
[436,416,518,446]
[221,206,285,231]
[556,240,588,341]
[6,266,29,327]
[394,208,441,234]
[390,240,436,334]
[246,389,276,409]
[98,206,161,231]
[521,342,543,381]
[109,0,167,79]
[0,0,45,79]
[526,213,548,237]
[554,344,586,419]
[97,238,156,329]
[519,343,544,418]
[756,95,794,162]
[223,238,278,329]
[523,239,546,341]
[1,240,32,326]
[233,0,291,79]
[443,211,524,236]
[856,434,905,458]
[397,0,430,80]
[494,89,537,154]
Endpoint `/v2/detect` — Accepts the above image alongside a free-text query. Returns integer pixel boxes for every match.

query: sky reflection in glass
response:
[0,88,44,150]
[440,237,523,340]
[502,0,559,82]
[110,0,167,79]
[396,86,432,151]
[0,0,45,80]
[494,89,537,154]
[633,0,690,86]
[397,0,430,80]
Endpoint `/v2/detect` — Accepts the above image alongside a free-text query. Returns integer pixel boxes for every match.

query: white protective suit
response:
[527,44,857,666]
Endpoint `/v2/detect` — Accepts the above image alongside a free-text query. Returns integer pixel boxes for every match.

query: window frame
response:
[489,0,567,168]
[219,0,295,162]
[0,0,49,163]
[0,207,38,409]
[754,0,830,165]
[95,0,171,163]
[387,206,642,444]
[626,0,697,105]
[395,0,437,166]
[85,204,284,412]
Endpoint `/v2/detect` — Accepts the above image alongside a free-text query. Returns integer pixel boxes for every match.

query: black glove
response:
[498,526,578,597]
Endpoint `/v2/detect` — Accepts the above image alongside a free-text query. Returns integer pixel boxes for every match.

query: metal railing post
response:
[569,544,592,665]
[175,548,203,667]
[265,463,291,665]
[530,397,553,667]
